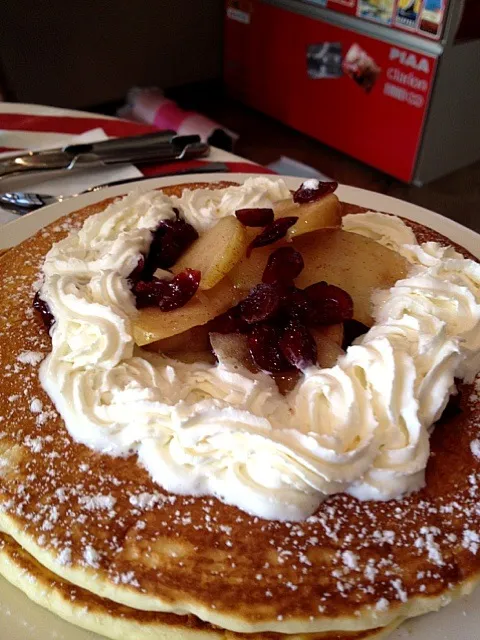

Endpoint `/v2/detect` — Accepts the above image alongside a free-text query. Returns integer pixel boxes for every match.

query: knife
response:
[0,162,231,214]
[0,132,209,182]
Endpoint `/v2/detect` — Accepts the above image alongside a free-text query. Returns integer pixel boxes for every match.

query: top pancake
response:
[0,183,479,635]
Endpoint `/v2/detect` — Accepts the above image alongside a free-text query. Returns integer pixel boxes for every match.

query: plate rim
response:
[1,173,479,259]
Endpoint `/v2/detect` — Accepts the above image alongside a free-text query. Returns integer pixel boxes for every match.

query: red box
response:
[225,0,437,181]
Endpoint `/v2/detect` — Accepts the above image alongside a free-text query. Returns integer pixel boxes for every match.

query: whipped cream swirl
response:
[171,176,291,232]
[39,180,480,521]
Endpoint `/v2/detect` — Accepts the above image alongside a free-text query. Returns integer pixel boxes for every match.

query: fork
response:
[0,162,229,214]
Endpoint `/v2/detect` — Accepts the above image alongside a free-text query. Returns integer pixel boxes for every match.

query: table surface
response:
[2,99,479,234]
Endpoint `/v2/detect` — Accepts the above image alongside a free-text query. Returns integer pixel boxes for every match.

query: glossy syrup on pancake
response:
[0,186,479,638]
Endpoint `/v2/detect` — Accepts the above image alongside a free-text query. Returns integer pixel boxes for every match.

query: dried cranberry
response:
[279,321,317,370]
[247,217,298,255]
[293,180,338,204]
[342,319,369,350]
[133,269,200,311]
[281,286,312,323]
[235,208,274,227]
[239,283,281,324]
[133,278,168,308]
[143,219,198,277]
[305,282,353,325]
[159,219,198,267]
[262,246,304,285]
[248,324,292,373]
[207,306,249,334]
[158,269,200,311]
[33,291,54,331]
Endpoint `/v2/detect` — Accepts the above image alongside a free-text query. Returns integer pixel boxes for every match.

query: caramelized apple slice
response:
[273,194,341,240]
[272,371,301,395]
[293,229,408,326]
[288,194,341,239]
[209,332,258,373]
[229,242,287,293]
[313,323,344,346]
[165,350,216,366]
[273,198,297,218]
[133,277,239,346]
[145,324,210,354]
[173,216,248,290]
[311,329,345,368]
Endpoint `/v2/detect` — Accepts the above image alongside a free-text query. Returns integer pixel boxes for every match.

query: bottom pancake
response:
[0,532,400,640]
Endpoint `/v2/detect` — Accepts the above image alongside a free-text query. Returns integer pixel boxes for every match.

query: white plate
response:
[2,173,479,257]
[1,173,479,640]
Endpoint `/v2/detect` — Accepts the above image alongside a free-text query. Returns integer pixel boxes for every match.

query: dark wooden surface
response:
[168,82,480,234]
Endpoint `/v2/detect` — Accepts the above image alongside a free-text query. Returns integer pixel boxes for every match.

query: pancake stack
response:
[0,183,479,640]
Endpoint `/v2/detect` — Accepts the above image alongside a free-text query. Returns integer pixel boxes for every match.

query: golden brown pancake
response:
[0,183,479,638]
[0,531,400,640]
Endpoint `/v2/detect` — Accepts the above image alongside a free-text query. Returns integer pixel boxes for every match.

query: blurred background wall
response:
[0,0,223,108]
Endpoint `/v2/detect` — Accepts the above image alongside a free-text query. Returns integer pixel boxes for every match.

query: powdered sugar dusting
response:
[29,398,43,414]
[414,527,444,566]
[462,530,480,555]
[302,179,320,189]
[83,546,100,568]
[57,548,72,566]
[342,550,359,570]
[391,579,408,603]
[17,351,44,366]
[78,494,116,511]
[375,598,390,612]
[470,439,480,460]
[129,492,168,510]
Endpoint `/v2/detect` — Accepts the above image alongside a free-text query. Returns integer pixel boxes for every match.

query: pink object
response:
[127,88,238,146]
[153,99,190,130]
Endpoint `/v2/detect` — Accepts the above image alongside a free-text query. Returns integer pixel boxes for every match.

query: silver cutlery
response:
[0,162,230,214]
[0,132,209,183]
